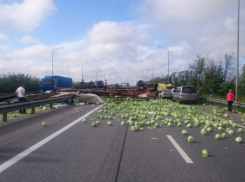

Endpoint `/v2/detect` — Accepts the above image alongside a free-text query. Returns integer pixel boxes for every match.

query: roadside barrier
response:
[0,96,73,122]
[199,97,245,108]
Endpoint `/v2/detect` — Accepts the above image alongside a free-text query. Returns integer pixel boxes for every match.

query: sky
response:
[0,0,244,85]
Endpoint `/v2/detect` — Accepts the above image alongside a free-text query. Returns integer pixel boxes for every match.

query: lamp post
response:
[236,0,240,102]
[146,61,154,80]
[158,46,169,83]
[52,47,63,75]
[96,70,98,82]
[82,62,89,81]
[141,73,144,80]
[142,69,148,81]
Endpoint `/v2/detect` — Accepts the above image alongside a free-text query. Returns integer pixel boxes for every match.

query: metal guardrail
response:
[0,96,73,122]
[199,97,245,108]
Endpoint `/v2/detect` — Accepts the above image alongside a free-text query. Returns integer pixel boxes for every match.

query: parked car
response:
[158,89,173,99]
[172,86,198,104]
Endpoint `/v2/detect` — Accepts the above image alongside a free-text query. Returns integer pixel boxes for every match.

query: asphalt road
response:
[0,103,245,182]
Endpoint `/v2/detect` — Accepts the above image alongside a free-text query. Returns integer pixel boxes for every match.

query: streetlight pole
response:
[142,69,148,81]
[236,0,240,102]
[146,62,154,80]
[158,46,169,83]
[52,47,63,75]
[96,70,98,82]
[140,73,144,80]
[82,62,89,81]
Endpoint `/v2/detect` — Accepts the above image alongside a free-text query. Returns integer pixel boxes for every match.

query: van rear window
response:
[182,87,197,93]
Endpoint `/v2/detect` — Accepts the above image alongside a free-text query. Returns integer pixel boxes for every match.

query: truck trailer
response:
[40,75,72,93]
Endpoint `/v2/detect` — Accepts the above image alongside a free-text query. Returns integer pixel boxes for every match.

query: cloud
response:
[136,0,235,22]
[1,1,245,86]
[87,21,149,45]
[0,32,8,40]
[223,18,236,31]
[0,21,153,85]
[134,0,245,71]
[18,35,39,44]
[0,0,55,32]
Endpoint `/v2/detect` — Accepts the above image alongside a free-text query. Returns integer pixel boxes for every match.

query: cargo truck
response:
[40,75,72,93]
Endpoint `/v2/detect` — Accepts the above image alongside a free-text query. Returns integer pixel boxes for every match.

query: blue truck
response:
[40,75,72,93]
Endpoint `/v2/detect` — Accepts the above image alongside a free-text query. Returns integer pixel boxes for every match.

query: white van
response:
[172,86,198,104]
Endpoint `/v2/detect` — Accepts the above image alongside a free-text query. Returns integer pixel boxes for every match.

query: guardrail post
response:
[237,103,240,110]
[3,113,7,122]
[50,103,53,109]
[31,107,35,114]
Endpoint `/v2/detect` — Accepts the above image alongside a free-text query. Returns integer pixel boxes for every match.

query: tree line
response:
[0,73,40,93]
[152,53,245,98]
[1,53,245,99]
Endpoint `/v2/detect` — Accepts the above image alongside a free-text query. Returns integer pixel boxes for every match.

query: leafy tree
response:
[239,64,245,97]
[0,73,40,93]
[222,53,235,82]
[189,55,205,89]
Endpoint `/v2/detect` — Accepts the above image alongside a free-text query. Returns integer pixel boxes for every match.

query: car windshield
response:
[41,80,53,85]
[182,87,197,93]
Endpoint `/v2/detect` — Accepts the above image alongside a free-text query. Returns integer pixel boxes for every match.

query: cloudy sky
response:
[0,0,244,85]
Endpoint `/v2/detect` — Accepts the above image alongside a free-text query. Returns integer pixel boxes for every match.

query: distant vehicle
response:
[80,81,87,89]
[158,89,173,99]
[157,83,174,99]
[112,83,119,89]
[157,83,173,91]
[137,80,145,87]
[87,81,96,88]
[172,86,198,104]
[40,75,72,93]
[121,83,129,89]
[96,80,104,88]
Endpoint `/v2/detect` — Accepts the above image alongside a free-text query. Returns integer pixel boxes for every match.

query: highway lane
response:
[0,103,245,182]
[118,125,245,182]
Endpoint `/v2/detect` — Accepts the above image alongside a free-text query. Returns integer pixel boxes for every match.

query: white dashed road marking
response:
[167,135,194,164]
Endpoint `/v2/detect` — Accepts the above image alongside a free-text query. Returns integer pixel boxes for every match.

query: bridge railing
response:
[0,96,73,122]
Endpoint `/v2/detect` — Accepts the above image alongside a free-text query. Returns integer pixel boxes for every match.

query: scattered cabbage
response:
[201,129,207,135]
[214,134,221,140]
[202,149,209,157]
[228,130,234,135]
[235,137,243,143]
[221,133,226,138]
[107,121,112,126]
[130,126,136,132]
[182,130,187,135]
[154,123,160,128]
[188,136,194,143]
[81,119,86,123]
[207,127,212,132]
[237,128,244,133]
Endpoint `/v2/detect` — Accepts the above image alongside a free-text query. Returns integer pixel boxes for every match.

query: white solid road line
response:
[167,135,194,164]
[0,105,104,174]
